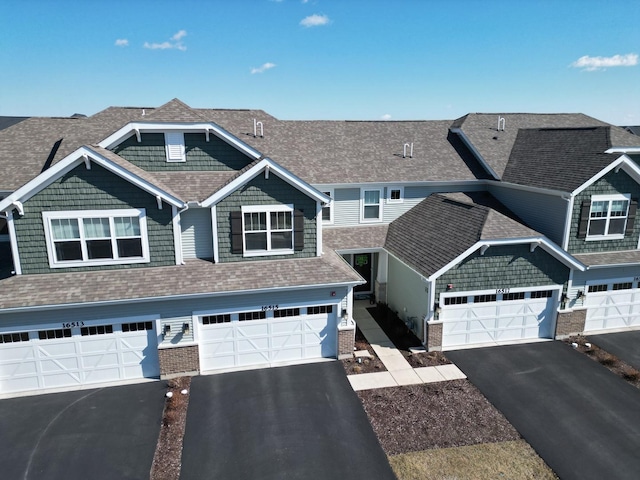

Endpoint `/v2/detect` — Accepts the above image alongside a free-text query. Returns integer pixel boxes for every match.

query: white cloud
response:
[115,39,129,47]
[251,62,277,74]
[300,14,330,27]
[144,30,187,51]
[381,114,392,120]
[571,53,638,71]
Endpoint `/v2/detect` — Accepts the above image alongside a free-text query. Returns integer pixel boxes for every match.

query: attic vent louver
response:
[403,143,414,158]
[253,119,264,138]
[497,116,505,131]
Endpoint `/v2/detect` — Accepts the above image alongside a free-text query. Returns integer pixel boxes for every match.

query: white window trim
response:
[321,189,334,224]
[360,188,383,223]
[241,204,294,258]
[42,208,150,268]
[586,193,630,241]
[165,132,186,163]
[387,186,404,204]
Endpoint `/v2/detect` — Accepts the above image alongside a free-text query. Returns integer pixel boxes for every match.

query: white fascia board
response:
[0,280,364,314]
[449,128,500,180]
[313,180,482,190]
[97,122,263,160]
[572,155,640,196]
[427,237,585,283]
[0,146,185,212]
[201,157,331,207]
[605,146,640,154]
[486,179,571,198]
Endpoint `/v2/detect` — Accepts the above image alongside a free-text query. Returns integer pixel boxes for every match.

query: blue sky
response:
[1,0,639,125]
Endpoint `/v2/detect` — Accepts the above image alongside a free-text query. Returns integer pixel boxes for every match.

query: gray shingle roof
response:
[453,113,635,179]
[0,116,29,131]
[384,192,540,278]
[151,171,236,202]
[323,225,389,251]
[0,250,363,310]
[144,98,209,123]
[572,250,640,267]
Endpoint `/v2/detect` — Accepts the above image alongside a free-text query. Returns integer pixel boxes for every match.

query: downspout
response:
[562,194,574,251]
[424,278,437,346]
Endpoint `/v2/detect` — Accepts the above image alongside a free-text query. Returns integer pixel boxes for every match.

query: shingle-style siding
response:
[13,163,175,274]
[111,132,253,171]
[216,173,317,262]
[435,244,569,296]
[568,170,640,254]
[489,183,567,245]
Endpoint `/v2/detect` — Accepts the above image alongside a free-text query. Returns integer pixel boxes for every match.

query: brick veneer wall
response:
[338,328,355,359]
[555,309,587,338]
[158,345,200,378]
[426,322,443,351]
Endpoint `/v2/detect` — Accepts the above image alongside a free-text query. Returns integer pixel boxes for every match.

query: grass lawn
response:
[389,440,557,480]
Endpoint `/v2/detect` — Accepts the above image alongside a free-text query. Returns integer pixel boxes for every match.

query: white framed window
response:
[387,186,404,204]
[241,204,294,257]
[587,194,630,240]
[321,189,333,224]
[165,132,186,162]
[361,188,383,222]
[43,209,150,268]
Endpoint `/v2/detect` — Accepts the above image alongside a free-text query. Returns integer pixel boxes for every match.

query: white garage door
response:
[440,288,558,348]
[584,281,640,332]
[199,305,337,372]
[0,320,160,394]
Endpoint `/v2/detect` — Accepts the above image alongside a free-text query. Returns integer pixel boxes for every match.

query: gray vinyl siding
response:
[0,286,347,347]
[111,132,253,172]
[333,188,360,226]
[488,183,568,245]
[216,173,317,262]
[13,163,175,274]
[386,254,430,339]
[180,208,213,259]
[435,244,569,297]
[567,170,640,254]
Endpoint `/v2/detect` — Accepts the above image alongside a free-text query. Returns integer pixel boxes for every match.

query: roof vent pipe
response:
[253,119,264,138]
[142,109,146,116]
[497,116,505,131]
[403,143,414,158]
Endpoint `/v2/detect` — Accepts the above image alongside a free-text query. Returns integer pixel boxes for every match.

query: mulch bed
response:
[564,336,640,389]
[358,379,520,456]
[341,326,387,374]
[367,304,451,368]
[150,376,192,480]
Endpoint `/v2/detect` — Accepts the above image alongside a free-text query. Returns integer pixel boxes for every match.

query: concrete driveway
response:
[590,330,640,370]
[0,381,165,480]
[180,361,395,480]
[448,341,640,480]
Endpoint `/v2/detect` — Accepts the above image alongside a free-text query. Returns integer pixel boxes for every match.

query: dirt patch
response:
[341,326,387,374]
[565,336,640,389]
[150,376,192,480]
[358,380,520,456]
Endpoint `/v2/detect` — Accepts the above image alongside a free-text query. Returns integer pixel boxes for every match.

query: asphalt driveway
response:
[590,330,640,370]
[448,341,640,480]
[180,361,395,480]
[0,381,165,480]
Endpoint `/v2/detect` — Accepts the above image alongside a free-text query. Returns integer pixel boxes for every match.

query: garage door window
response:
[38,329,71,340]
[81,325,114,336]
[308,305,333,315]
[531,290,553,299]
[274,308,300,318]
[503,292,525,301]
[202,314,231,325]
[0,332,29,343]
[613,282,633,291]
[122,321,154,332]
[473,294,496,303]
[588,284,608,293]
[445,296,468,305]
[239,311,267,322]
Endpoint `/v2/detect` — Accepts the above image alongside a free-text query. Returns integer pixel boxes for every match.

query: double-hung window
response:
[43,209,149,267]
[587,194,630,239]
[242,205,294,256]
[321,190,333,224]
[361,188,383,222]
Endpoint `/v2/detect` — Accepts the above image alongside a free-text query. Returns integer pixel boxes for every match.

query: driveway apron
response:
[448,342,640,480]
[180,361,395,480]
[589,330,640,371]
[0,381,166,480]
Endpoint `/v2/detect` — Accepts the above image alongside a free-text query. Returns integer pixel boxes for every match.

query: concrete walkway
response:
[347,302,466,391]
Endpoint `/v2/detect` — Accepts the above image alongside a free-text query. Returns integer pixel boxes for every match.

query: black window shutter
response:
[294,209,304,251]
[230,211,243,254]
[577,200,591,239]
[626,199,638,235]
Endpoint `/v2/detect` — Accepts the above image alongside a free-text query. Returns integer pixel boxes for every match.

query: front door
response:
[352,253,373,293]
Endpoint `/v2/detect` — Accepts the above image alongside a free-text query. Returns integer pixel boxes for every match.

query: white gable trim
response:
[427,237,585,283]
[605,147,640,154]
[0,146,184,214]
[97,122,263,161]
[572,155,640,196]
[201,157,331,207]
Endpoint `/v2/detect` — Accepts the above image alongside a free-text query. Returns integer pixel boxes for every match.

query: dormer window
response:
[165,132,186,162]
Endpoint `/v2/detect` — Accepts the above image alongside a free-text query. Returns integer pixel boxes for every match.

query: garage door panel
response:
[0,358,38,376]
[1,345,36,361]
[40,356,80,372]
[78,338,118,354]
[272,334,304,348]
[586,289,640,331]
[42,372,81,387]
[80,352,120,369]
[38,341,79,357]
